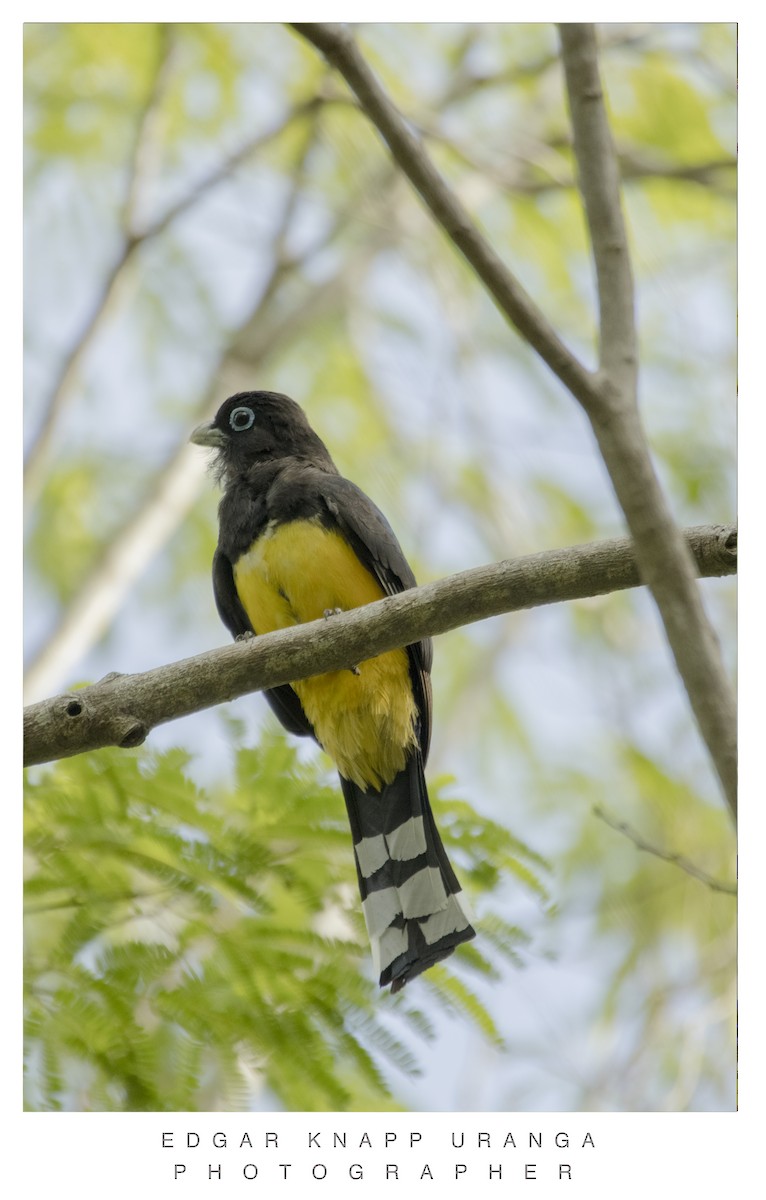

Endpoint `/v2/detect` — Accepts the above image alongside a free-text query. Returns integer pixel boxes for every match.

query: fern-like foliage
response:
[24,737,548,1111]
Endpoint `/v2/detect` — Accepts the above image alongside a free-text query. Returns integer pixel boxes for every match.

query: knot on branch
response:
[118,719,148,749]
[45,687,147,757]
[704,524,737,573]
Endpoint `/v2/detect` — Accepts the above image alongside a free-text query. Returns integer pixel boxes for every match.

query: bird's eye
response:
[229,406,255,432]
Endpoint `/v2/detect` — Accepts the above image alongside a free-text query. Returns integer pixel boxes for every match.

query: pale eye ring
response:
[229,406,255,432]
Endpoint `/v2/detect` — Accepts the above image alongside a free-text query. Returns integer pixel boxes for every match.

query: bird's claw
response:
[322,608,360,675]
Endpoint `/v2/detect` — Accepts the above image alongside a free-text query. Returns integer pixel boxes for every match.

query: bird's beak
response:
[190,421,226,449]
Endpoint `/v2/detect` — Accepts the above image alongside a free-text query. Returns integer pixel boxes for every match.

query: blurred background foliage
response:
[24,22,736,1111]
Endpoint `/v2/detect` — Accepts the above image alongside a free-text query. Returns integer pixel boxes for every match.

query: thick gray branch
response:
[559,23,637,382]
[23,524,736,768]
[558,24,737,821]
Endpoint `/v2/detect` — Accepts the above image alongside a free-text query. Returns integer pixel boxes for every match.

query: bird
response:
[191,390,475,992]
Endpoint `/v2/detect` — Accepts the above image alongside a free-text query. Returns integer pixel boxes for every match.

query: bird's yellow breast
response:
[233,518,417,789]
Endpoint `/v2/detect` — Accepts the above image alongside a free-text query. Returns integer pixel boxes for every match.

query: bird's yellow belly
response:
[233,519,417,789]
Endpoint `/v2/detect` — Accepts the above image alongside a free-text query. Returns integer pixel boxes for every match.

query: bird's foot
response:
[236,630,255,642]
[322,608,361,675]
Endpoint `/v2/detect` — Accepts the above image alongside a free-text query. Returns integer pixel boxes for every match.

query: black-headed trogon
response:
[191,390,475,991]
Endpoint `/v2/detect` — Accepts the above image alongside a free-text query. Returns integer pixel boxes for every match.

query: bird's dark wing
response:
[319,475,434,763]
[212,547,315,739]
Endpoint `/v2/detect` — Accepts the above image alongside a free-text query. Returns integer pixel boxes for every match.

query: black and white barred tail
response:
[340,752,475,991]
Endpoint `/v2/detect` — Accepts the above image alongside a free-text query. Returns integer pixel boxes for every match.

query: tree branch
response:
[23,524,736,768]
[23,96,320,507]
[120,24,178,237]
[558,24,738,822]
[559,24,637,382]
[290,22,737,825]
[414,119,735,198]
[593,806,737,896]
[290,22,596,405]
[440,26,656,106]
[23,29,176,507]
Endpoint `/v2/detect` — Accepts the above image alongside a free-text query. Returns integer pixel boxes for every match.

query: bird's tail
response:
[340,753,476,992]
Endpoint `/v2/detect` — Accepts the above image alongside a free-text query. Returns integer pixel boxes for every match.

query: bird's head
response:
[190,391,334,484]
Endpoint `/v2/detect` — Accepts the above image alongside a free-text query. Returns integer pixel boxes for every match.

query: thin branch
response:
[419,122,736,197]
[440,26,654,107]
[593,806,737,896]
[121,24,178,235]
[24,29,176,507]
[24,445,207,707]
[612,151,736,191]
[23,523,736,768]
[290,22,596,406]
[132,97,324,244]
[290,22,737,824]
[24,228,133,509]
[23,95,321,507]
